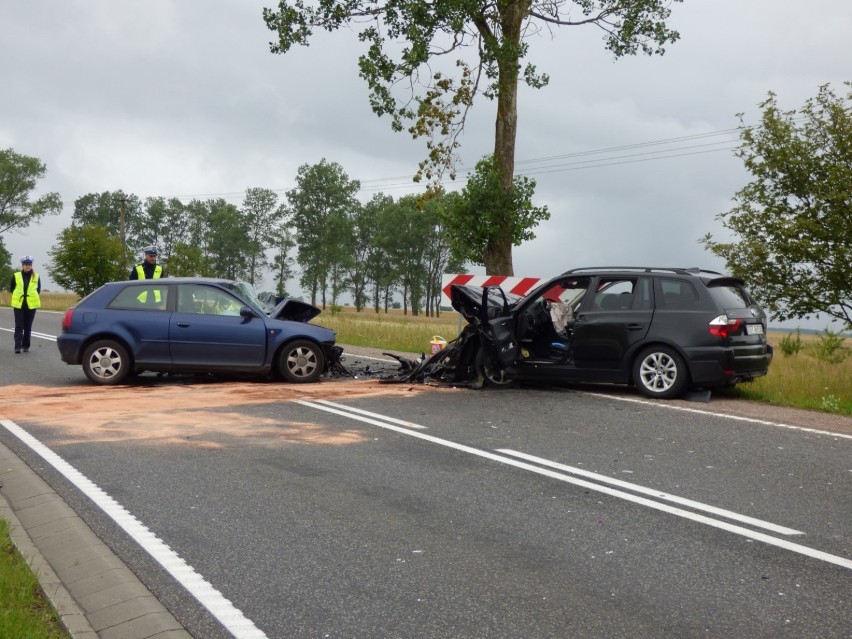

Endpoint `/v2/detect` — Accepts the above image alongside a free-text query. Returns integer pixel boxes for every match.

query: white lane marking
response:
[0,419,268,639]
[0,327,56,341]
[343,353,401,363]
[297,400,852,572]
[314,399,427,429]
[581,391,852,440]
[496,449,803,536]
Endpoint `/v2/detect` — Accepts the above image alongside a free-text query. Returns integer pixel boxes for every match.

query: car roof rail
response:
[561,266,725,276]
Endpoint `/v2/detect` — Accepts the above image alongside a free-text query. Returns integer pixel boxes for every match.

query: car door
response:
[169,284,267,368]
[480,286,519,367]
[571,276,653,371]
[105,282,173,366]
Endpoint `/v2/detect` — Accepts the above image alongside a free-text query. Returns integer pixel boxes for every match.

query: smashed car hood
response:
[451,284,523,324]
[270,298,322,323]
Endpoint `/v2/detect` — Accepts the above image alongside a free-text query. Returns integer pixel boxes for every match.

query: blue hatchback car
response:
[57,278,341,385]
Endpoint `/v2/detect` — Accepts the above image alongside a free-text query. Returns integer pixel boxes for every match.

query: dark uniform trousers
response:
[14,306,37,351]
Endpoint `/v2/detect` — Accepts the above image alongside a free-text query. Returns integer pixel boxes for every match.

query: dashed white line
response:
[297,399,852,572]
[0,327,56,341]
[496,449,803,536]
[314,399,427,429]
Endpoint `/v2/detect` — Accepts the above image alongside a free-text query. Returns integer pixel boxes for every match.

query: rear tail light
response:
[62,308,74,331]
[708,314,742,339]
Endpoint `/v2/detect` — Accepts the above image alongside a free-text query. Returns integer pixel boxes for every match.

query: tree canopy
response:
[702,84,852,329]
[49,225,130,297]
[264,0,681,274]
[0,148,63,236]
[442,154,549,269]
[241,187,289,286]
[0,238,13,285]
[287,159,361,307]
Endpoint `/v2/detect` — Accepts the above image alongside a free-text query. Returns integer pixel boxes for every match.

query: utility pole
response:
[115,196,127,248]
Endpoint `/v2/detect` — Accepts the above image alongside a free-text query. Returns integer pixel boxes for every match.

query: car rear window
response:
[658,278,700,309]
[707,283,753,309]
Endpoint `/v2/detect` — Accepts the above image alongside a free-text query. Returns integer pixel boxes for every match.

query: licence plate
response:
[745,323,764,335]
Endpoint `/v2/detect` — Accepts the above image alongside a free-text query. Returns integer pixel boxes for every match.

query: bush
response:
[811,329,849,364]
[779,329,803,357]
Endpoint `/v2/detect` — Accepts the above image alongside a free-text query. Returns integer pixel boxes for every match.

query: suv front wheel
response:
[475,347,514,388]
[633,346,688,399]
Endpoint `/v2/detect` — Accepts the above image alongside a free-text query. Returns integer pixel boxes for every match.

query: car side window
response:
[179,285,242,316]
[108,284,169,311]
[633,277,653,310]
[593,279,636,311]
[659,278,700,309]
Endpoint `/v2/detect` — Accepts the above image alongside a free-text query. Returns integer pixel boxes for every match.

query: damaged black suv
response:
[399,267,773,399]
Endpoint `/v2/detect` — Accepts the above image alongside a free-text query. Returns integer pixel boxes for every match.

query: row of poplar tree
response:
[48,159,468,316]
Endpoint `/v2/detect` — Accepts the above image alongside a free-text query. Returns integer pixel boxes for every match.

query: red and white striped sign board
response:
[441,274,545,307]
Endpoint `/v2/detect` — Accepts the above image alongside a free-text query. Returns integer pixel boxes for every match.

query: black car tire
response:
[279,340,325,383]
[82,339,131,386]
[475,347,514,388]
[633,345,688,399]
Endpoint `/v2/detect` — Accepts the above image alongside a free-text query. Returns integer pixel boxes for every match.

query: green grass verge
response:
[716,333,852,415]
[0,518,68,639]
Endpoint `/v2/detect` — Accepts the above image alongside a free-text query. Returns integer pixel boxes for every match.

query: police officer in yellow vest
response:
[128,245,163,281]
[9,256,41,354]
[128,246,164,305]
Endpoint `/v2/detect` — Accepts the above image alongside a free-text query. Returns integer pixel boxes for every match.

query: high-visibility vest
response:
[135,264,162,280]
[11,272,41,310]
[136,264,163,303]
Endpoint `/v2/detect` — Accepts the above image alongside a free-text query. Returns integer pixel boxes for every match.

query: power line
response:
[56,124,751,207]
[514,127,742,166]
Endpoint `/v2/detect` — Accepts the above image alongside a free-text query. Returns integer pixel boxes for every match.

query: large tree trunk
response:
[485,3,526,276]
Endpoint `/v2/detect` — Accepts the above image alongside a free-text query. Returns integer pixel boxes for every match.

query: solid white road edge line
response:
[314,399,427,429]
[0,419,268,639]
[581,391,852,440]
[296,400,852,572]
[496,449,803,536]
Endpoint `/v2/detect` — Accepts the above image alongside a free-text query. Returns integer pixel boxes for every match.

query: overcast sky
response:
[1,1,849,327]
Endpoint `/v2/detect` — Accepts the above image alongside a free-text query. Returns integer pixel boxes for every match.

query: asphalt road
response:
[1,308,851,638]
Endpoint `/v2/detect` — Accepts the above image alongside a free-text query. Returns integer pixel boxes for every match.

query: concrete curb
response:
[0,440,192,639]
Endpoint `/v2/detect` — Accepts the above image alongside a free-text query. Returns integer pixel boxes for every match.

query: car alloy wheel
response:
[633,346,688,399]
[475,346,514,388]
[82,339,131,385]
[279,340,325,383]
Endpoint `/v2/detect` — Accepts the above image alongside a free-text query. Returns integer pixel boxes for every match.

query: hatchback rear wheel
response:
[633,346,688,399]
[279,340,325,383]
[82,339,131,385]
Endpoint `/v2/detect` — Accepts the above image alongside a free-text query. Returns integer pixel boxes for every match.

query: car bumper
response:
[56,334,84,365]
[685,344,773,386]
[321,343,343,371]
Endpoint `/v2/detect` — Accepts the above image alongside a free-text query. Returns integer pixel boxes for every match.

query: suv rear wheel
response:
[633,345,688,399]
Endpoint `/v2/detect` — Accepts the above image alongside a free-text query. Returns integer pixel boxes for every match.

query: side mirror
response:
[239,306,256,318]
